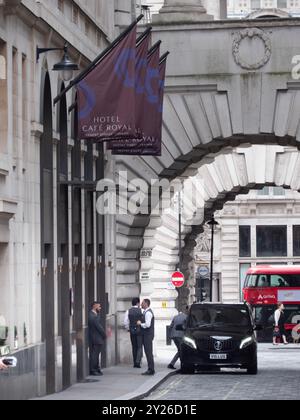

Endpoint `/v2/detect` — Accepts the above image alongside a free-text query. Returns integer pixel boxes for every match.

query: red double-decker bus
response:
[243,265,300,342]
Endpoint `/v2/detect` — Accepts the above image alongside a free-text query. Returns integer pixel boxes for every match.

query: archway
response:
[140,145,300,345]
[246,9,291,19]
[114,9,300,361]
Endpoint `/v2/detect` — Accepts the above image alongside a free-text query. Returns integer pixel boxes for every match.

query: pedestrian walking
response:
[88,302,107,376]
[137,299,155,376]
[168,306,189,370]
[273,302,288,345]
[124,297,143,368]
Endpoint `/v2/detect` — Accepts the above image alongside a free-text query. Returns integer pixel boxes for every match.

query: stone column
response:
[153,0,213,23]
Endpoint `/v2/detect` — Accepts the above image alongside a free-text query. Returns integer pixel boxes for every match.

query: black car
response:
[179,302,260,375]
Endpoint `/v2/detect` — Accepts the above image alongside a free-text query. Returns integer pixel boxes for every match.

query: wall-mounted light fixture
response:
[36,43,78,82]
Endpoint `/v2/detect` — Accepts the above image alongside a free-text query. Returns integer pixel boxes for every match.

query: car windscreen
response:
[188,306,252,330]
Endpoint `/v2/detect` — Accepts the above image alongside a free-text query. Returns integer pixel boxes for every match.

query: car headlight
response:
[182,336,197,350]
[240,336,254,349]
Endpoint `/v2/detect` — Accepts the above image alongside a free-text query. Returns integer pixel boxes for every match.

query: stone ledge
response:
[0,198,18,218]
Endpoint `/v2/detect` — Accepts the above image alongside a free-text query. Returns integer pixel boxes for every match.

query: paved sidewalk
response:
[38,346,178,401]
[37,343,300,400]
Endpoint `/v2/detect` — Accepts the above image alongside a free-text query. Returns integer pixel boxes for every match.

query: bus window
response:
[270,275,289,287]
[257,275,270,287]
[246,274,257,287]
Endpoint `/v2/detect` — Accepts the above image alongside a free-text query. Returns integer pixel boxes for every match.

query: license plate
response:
[210,354,227,360]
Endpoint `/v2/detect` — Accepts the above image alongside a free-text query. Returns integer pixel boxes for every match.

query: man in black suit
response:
[88,302,106,376]
[124,297,143,368]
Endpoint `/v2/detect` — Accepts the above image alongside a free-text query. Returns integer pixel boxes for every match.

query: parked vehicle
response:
[179,302,260,374]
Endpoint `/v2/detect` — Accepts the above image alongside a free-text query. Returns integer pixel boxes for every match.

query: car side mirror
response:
[175,325,185,331]
[254,324,263,331]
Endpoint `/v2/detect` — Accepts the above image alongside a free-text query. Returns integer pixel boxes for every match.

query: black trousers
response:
[89,343,102,373]
[130,333,143,366]
[143,334,155,372]
[170,337,182,366]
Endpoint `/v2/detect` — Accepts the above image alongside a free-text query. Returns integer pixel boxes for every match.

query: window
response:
[278,0,287,7]
[293,226,300,256]
[251,0,260,8]
[256,225,287,257]
[245,274,257,287]
[239,226,251,257]
[0,40,7,155]
[12,48,18,159]
[257,186,270,196]
[257,275,270,287]
[273,187,285,196]
[270,274,289,287]
[257,186,285,196]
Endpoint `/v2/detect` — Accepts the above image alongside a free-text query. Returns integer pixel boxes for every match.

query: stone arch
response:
[140,145,300,345]
[115,16,300,358]
[246,9,291,19]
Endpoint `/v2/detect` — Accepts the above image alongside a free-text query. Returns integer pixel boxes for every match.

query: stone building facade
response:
[2,0,300,400]
[0,0,133,400]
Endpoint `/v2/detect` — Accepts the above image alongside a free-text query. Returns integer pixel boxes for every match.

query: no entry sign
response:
[171,271,185,288]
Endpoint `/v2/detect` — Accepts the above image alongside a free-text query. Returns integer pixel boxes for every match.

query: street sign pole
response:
[178,191,182,272]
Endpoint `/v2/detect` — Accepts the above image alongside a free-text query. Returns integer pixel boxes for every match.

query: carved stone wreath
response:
[232,28,272,70]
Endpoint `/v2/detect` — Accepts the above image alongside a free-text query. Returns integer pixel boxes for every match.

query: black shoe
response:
[90,371,101,376]
[97,370,104,375]
[168,364,176,370]
[134,364,141,368]
[142,370,155,376]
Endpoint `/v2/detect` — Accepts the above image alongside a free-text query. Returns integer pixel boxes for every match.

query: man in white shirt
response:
[137,299,155,375]
[124,298,143,368]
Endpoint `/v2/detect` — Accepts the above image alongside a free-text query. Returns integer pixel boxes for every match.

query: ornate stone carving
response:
[195,227,211,254]
[232,28,272,70]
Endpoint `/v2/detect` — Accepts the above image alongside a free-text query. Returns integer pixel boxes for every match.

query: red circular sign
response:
[171,271,185,288]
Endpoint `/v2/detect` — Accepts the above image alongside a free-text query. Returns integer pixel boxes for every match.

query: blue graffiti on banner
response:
[135,57,147,95]
[145,67,159,105]
[114,48,136,89]
[78,80,96,120]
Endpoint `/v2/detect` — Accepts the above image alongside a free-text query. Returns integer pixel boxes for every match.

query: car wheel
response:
[246,362,258,375]
[181,363,194,374]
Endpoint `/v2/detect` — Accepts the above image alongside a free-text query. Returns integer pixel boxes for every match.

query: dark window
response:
[293,226,300,256]
[239,226,251,257]
[188,306,251,330]
[277,0,287,8]
[256,226,287,257]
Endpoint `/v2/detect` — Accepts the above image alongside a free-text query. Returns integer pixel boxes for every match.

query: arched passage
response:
[115,14,300,361]
[140,145,300,345]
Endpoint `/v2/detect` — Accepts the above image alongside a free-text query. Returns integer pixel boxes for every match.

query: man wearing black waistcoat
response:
[137,299,155,375]
[124,297,143,368]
